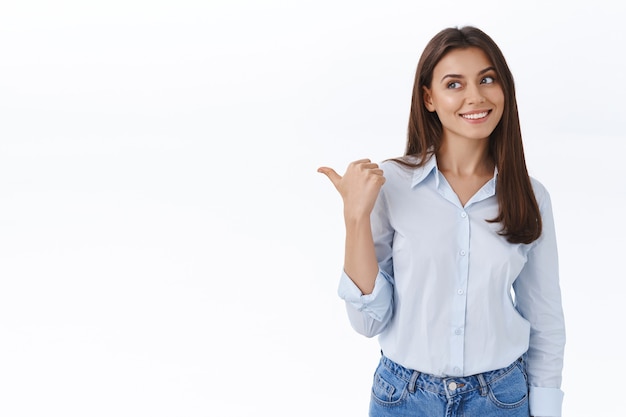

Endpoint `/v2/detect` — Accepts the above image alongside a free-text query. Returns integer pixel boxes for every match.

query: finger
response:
[317,166,342,187]
[360,163,380,170]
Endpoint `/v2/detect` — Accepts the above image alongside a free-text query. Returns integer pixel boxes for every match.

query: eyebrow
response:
[440,66,496,83]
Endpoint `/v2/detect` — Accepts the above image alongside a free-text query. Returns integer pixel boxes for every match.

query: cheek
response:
[433,95,460,111]
[490,88,505,106]
[495,94,505,115]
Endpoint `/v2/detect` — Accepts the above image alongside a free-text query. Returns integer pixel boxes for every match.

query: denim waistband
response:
[379,354,524,397]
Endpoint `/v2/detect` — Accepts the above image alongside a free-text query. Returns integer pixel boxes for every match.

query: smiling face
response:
[423,47,505,144]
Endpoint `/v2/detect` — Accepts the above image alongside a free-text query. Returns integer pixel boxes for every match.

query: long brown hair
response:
[396,26,541,244]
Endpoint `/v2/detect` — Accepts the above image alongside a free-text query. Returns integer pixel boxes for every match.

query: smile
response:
[461,110,490,120]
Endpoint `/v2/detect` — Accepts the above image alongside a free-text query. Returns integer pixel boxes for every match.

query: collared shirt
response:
[338,155,565,416]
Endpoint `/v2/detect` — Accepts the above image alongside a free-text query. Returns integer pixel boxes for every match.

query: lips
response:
[461,110,491,120]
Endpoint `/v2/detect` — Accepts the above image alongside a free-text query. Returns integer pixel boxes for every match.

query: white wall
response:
[0,1,623,415]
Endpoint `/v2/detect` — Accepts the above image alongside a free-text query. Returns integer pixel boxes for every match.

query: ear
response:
[422,86,435,112]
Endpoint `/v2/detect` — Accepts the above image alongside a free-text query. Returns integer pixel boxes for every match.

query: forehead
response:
[433,47,494,76]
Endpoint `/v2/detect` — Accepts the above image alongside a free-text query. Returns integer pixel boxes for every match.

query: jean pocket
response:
[370,363,408,406]
[487,364,528,409]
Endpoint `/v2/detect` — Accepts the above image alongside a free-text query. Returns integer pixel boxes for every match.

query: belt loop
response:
[408,371,420,394]
[476,373,488,396]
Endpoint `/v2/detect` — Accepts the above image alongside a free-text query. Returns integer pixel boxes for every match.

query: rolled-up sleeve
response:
[338,269,394,337]
[514,182,566,416]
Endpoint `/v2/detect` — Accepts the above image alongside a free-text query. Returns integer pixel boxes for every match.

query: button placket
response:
[450,208,470,377]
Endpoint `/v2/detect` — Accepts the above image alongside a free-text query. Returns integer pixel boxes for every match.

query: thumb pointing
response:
[317,166,342,188]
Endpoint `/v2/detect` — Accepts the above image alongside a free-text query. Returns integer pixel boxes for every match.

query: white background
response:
[0,1,624,416]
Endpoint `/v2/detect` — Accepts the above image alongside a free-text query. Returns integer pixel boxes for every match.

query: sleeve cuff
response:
[337,270,393,322]
[529,386,564,417]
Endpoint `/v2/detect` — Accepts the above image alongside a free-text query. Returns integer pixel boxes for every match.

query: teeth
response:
[462,111,488,120]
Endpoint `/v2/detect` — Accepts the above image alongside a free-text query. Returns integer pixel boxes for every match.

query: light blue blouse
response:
[338,155,565,416]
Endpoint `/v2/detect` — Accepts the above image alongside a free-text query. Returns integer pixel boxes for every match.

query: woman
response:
[318,26,565,417]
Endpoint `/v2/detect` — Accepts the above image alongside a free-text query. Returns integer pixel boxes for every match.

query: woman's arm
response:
[513,181,566,417]
[318,159,386,294]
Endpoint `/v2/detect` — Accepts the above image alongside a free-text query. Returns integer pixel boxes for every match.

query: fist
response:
[317,159,386,218]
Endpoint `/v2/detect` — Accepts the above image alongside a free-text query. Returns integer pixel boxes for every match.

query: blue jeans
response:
[369,354,529,417]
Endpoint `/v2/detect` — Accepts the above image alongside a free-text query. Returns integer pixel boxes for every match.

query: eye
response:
[447,81,462,89]
[481,76,495,84]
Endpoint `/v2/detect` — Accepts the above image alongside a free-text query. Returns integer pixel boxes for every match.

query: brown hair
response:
[395,26,541,244]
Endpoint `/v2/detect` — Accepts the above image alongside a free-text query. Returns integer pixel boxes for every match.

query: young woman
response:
[318,26,565,417]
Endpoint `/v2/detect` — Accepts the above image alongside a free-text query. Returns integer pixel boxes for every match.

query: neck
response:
[436,136,493,177]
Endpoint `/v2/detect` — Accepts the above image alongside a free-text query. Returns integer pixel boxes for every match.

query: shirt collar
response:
[410,154,499,195]
[411,155,438,188]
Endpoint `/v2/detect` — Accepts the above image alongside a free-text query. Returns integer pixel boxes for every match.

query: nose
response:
[465,83,485,104]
